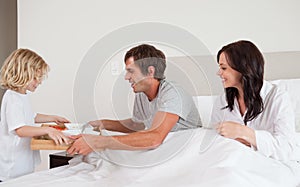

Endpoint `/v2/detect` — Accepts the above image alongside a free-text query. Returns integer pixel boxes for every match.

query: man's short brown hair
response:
[124,44,166,80]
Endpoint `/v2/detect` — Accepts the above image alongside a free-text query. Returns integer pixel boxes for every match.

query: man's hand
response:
[88,120,104,132]
[67,134,103,155]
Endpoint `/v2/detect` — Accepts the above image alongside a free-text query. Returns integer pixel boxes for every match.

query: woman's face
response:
[217,52,242,89]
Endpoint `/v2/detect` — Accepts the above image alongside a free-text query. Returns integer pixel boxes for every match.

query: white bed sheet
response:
[1,129,300,187]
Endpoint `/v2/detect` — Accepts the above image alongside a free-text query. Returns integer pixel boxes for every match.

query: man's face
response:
[124,57,149,93]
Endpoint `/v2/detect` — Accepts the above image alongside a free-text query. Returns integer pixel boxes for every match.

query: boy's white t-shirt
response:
[0,90,40,181]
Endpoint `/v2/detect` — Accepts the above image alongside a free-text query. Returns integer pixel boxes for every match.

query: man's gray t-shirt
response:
[132,80,202,131]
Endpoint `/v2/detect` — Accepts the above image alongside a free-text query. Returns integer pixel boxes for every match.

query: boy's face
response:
[26,73,43,93]
[124,57,150,93]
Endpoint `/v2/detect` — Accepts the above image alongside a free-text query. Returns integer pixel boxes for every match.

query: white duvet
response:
[1,128,300,187]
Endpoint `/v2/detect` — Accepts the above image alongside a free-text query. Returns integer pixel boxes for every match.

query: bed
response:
[1,128,300,187]
[1,53,300,187]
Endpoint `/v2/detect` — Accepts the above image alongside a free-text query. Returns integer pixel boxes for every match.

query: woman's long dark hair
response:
[217,40,264,125]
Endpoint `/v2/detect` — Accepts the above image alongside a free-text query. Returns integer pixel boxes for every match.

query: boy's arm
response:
[15,126,70,145]
[35,113,70,124]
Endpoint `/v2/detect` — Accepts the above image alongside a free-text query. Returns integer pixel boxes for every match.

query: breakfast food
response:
[48,124,67,131]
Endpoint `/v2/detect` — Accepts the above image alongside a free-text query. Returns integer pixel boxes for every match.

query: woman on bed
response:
[212,40,298,161]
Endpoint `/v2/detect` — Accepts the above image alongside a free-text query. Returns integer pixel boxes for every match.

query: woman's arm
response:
[253,91,296,160]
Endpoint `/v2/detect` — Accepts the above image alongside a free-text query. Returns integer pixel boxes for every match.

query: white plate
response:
[62,129,82,136]
[62,127,100,136]
[64,123,84,130]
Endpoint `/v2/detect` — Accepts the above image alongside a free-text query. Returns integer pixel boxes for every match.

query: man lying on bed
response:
[67,44,202,155]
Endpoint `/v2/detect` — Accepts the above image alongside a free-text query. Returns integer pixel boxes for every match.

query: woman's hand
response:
[216,121,255,147]
[216,121,243,139]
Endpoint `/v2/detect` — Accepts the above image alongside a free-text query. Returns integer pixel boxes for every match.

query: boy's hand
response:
[52,115,70,124]
[46,127,70,145]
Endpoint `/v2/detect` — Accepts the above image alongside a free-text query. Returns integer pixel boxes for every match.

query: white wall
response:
[18,0,300,170]
[18,0,300,121]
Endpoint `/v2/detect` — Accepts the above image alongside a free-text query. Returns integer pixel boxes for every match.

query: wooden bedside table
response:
[49,151,74,169]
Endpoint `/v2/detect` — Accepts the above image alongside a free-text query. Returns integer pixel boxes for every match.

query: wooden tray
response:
[30,123,71,150]
[31,123,101,150]
[31,138,70,150]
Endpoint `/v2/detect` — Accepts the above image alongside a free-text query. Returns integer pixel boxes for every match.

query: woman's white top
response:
[0,90,40,181]
[211,80,298,161]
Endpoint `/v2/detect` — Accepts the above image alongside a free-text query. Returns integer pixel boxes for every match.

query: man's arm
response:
[89,118,145,133]
[67,112,179,155]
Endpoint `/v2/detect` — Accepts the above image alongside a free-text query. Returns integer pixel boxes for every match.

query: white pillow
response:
[193,96,217,128]
[194,79,300,132]
[270,79,300,132]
